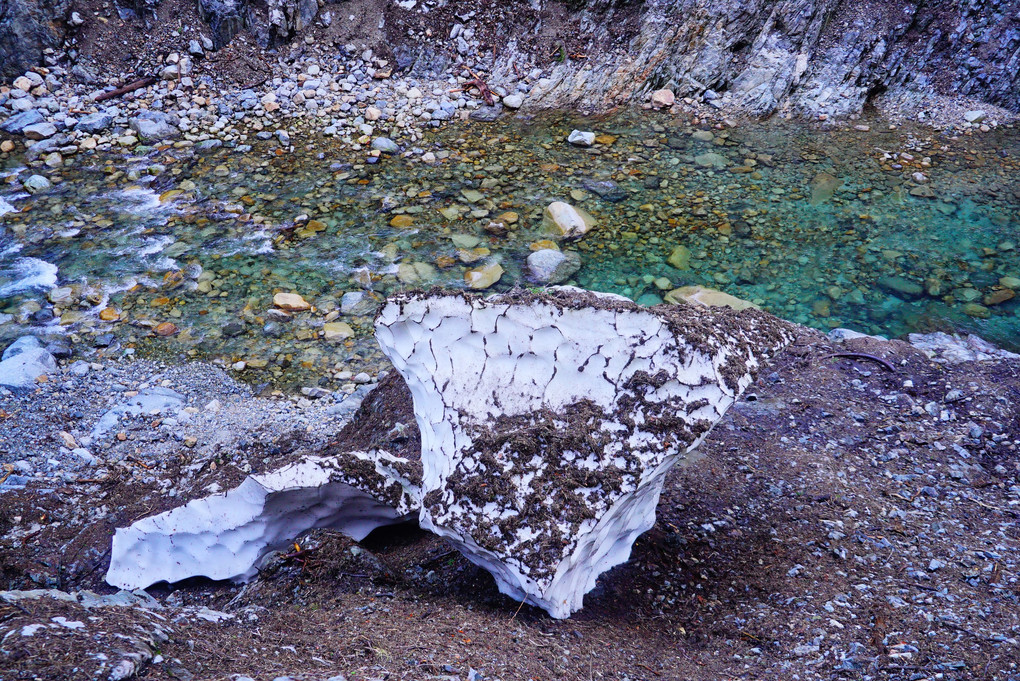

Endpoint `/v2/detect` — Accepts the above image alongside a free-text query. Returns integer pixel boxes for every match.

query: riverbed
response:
[1,111,1018,390]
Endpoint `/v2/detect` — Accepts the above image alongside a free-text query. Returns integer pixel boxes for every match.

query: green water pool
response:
[1,110,1018,389]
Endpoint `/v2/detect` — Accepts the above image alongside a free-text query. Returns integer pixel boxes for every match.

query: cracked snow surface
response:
[376,287,794,617]
[106,451,419,590]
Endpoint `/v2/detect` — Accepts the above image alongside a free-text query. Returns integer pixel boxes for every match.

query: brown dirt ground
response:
[2,329,1020,680]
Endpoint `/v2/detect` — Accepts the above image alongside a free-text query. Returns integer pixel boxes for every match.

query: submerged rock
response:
[22,174,52,194]
[694,152,730,169]
[582,179,628,203]
[375,288,793,617]
[877,275,924,300]
[567,130,595,147]
[542,201,596,240]
[527,249,581,284]
[809,172,842,205]
[464,262,504,289]
[665,285,759,311]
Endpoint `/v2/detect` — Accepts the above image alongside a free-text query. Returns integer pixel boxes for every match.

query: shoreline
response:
[2,97,1019,399]
[1,36,1016,174]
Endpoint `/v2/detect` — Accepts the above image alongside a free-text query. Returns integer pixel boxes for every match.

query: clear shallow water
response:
[1,110,1018,389]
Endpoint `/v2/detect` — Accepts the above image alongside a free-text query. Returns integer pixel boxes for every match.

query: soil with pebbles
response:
[2,326,1020,681]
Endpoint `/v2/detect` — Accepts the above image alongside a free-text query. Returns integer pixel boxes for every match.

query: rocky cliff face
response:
[511,0,1020,116]
[2,0,1017,116]
[0,0,71,81]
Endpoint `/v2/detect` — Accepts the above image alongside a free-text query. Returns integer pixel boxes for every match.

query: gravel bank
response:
[2,324,1019,680]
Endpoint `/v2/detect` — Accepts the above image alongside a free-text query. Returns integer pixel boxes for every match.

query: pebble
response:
[22,174,52,193]
[273,293,311,311]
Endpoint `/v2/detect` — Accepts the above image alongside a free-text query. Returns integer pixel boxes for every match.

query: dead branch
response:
[94,76,157,102]
[820,352,896,372]
[462,67,495,106]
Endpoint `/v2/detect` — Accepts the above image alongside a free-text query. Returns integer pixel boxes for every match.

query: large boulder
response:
[128,111,179,141]
[0,336,56,390]
[541,201,596,240]
[375,288,793,617]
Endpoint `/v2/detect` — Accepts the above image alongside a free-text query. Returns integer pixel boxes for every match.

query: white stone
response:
[542,201,596,239]
[650,88,675,108]
[0,337,56,390]
[502,93,524,109]
[567,130,595,147]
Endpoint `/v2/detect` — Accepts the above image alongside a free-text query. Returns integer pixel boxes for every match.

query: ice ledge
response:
[106,454,417,590]
[376,287,794,617]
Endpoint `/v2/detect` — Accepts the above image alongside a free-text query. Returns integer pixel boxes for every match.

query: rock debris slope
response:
[375,288,794,617]
[106,453,419,589]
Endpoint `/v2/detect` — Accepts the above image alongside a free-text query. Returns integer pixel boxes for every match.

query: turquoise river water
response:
[1,110,1018,389]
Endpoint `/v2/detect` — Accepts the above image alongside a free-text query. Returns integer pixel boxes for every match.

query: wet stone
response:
[567,130,596,147]
[583,180,627,203]
[877,276,924,300]
[468,105,503,122]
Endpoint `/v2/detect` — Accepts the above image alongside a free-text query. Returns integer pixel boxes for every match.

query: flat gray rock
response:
[0,336,56,391]
[1,109,44,134]
[468,105,503,122]
[75,112,114,133]
[91,387,187,437]
[128,111,179,141]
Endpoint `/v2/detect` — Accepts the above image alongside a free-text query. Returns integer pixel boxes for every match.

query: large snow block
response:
[375,287,793,618]
[106,453,418,589]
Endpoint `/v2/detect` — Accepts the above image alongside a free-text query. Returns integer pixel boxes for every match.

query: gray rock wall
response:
[200,0,320,49]
[1,0,1016,116]
[513,0,1020,115]
[0,0,71,81]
